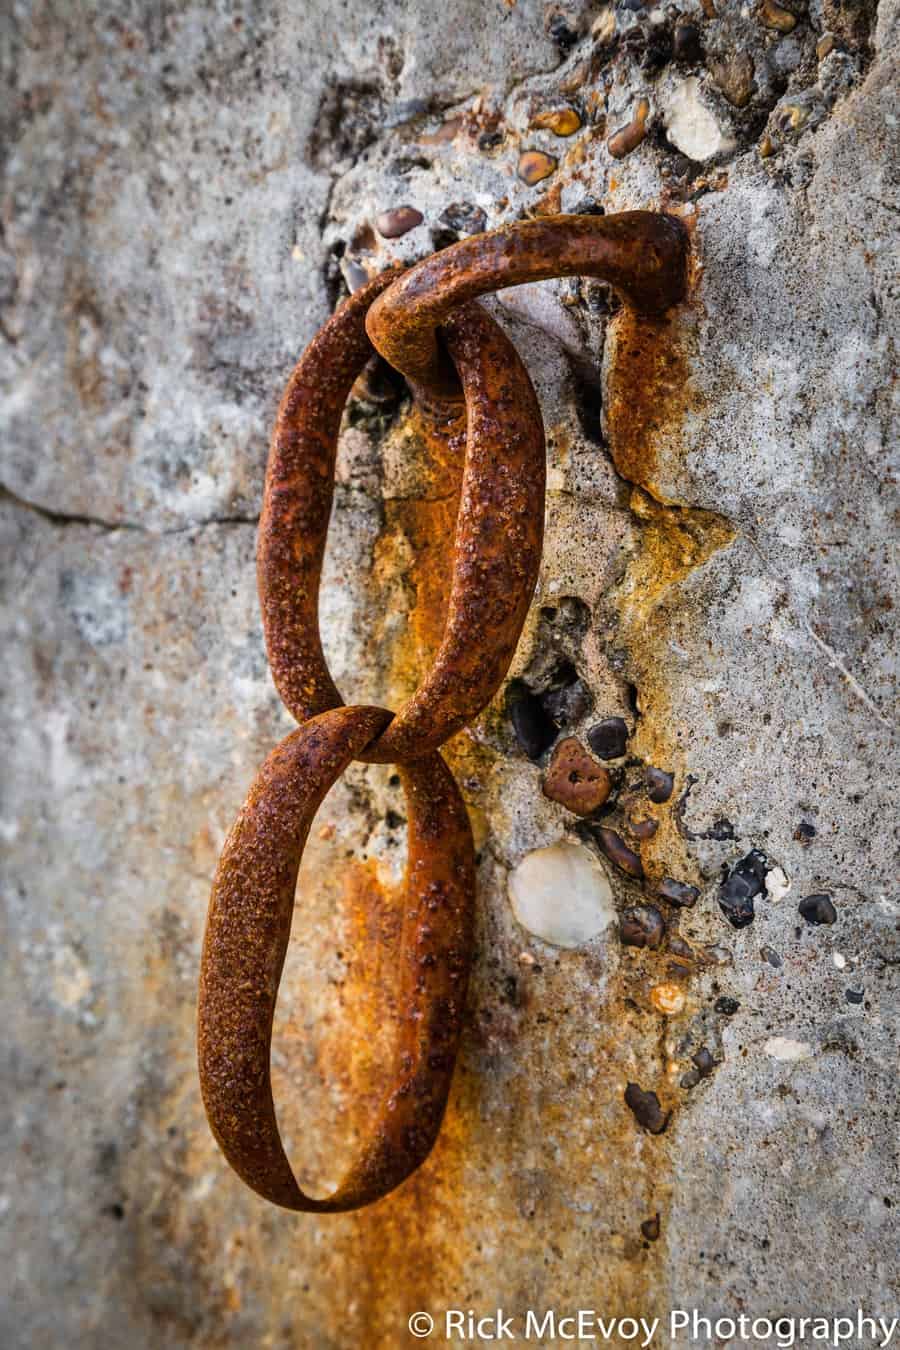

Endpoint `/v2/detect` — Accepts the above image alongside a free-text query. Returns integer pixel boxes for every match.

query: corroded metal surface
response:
[198,705,475,1211]
[206,211,690,1212]
[366,211,690,398]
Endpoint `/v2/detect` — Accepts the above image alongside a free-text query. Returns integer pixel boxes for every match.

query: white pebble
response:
[833,952,847,970]
[765,865,791,902]
[508,841,615,949]
[664,78,734,161]
[764,1036,813,1062]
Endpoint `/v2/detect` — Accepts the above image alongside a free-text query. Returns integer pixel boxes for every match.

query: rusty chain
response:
[198,210,690,1212]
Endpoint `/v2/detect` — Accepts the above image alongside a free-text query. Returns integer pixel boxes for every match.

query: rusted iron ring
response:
[198,704,475,1212]
[257,273,546,764]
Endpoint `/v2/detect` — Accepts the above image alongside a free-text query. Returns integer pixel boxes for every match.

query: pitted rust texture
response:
[198,705,475,1212]
[257,272,401,728]
[258,283,546,764]
[365,211,690,399]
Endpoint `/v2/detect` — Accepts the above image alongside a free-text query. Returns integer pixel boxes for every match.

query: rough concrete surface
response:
[1,0,897,1347]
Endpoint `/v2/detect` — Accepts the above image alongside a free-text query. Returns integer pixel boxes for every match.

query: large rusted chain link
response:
[199,210,689,1213]
[199,705,475,1212]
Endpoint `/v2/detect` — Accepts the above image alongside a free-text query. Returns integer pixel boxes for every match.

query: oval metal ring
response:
[257,274,546,764]
[365,210,690,399]
[198,703,476,1212]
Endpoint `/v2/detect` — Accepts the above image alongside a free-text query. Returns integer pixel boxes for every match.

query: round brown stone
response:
[541,736,612,815]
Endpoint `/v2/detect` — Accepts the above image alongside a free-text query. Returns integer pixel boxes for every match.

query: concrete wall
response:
[1,1,896,1345]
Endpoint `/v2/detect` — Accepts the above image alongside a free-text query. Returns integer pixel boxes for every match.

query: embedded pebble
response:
[628,815,658,841]
[517,150,557,185]
[794,821,817,845]
[845,988,864,1005]
[508,841,615,948]
[704,944,732,964]
[374,205,423,238]
[650,982,686,1016]
[709,50,755,108]
[765,865,791,902]
[657,877,699,907]
[666,935,697,966]
[607,98,649,160]
[764,1037,813,1061]
[761,946,783,968]
[759,0,797,32]
[715,996,740,1016]
[624,1082,669,1133]
[542,737,612,816]
[531,107,582,136]
[596,827,644,879]
[438,201,487,235]
[542,668,593,727]
[832,951,847,970]
[799,893,838,925]
[692,1046,716,1077]
[478,130,505,151]
[664,78,733,161]
[620,905,666,950]
[645,767,674,803]
[587,717,629,760]
[641,1213,661,1241]
[673,21,703,64]
[547,13,580,53]
[718,850,768,928]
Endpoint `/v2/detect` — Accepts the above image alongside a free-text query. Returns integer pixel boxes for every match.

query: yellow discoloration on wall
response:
[613,488,734,886]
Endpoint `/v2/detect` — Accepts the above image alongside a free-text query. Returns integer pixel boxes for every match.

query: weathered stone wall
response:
[1,1,896,1346]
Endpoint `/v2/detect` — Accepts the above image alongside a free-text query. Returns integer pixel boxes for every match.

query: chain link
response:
[199,211,690,1212]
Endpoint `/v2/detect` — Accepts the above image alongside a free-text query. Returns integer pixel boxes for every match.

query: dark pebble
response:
[641,1213,661,1242]
[478,130,505,151]
[597,827,644,879]
[799,893,838,926]
[542,665,594,727]
[587,716,628,759]
[715,996,740,1016]
[645,767,674,803]
[761,946,783,968]
[628,815,659,841]
[374,205,424,239]
[718,849,768,929]
[692,1046,716,1077]
[680,1068,701,1090]
[624,1082,669,1134]
[547,14,580,52]
[667,935,696,965]
[794,821,817,845]
[507,681,558,760]
[657,877,700,908]
[438,201,487,236]
[673,21,704,64]
[845,988,864,1005]
[704,818,736,841]
[620,905,666,950]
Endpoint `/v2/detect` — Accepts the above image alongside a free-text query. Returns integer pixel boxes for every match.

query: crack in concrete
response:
[0,484,259,536]
[741,527,895,731]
